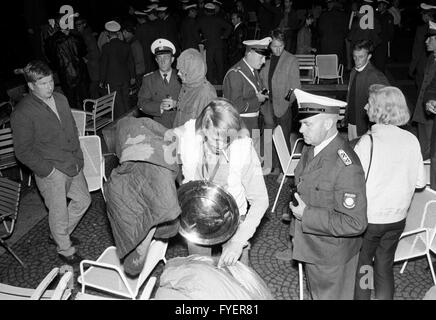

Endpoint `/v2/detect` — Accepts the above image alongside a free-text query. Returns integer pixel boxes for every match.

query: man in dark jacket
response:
[345,39,389,140]
[409,4,436,92]
[100,21,136,119]
[372,0,394,73]
[228,11,248,67]
[75,17,100,99]
[197,3,232,84]
[317,0,349,66]
[44,18,89,109]
[11,60,91,265]
[180,4,201,51]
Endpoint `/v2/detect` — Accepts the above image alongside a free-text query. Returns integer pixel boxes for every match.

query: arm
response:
[127,46,136,82]
[301,163,368,237]
[223,71,259,114]
[99,46,108,84]
[409,28,424,75]
[10,110,54,177]
[231,147,269,246]
[220,19,232,40]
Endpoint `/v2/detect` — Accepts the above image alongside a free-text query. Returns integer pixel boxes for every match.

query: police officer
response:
[289,89,368,300]
[222,37,271,135]
[137,39,182,129]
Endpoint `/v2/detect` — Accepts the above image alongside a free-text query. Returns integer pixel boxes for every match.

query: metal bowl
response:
[177,180,240,246]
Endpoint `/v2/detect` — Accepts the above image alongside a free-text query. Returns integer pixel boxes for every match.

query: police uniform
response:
[290,89,368,300]
[222,37,271,133]
[137,39,182,129]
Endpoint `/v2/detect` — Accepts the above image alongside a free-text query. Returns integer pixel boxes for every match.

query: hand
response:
[218,241,244,268]
[426,100,436,114]
[256,92,268,103]
[99,82,105,89]
[289,193,306,221]
[28,28,35,35]
[130,78,136,86]
[160,98,176,113]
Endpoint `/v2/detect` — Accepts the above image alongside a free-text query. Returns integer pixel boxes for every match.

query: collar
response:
[314,132,338,157]
[159,69,172,81]
[355,61,370,72]
[234,22,241,30]
[242,58,255,74]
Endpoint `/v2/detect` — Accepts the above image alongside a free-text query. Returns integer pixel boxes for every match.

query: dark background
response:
[0,0,422,91]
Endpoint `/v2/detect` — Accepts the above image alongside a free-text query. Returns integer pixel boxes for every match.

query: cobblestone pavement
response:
[0,163,434,300]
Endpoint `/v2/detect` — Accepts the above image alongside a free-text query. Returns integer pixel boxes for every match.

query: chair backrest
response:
[424,160,431,186]
[273,126,304,176]
[295,55,316,82]
[273,126,291,172]
[404,187,436,234]
[79,135,104,192]
[84,92,116,133]
[315,54,339,78]
[71,109,86,136]
[0,127,17,170]
[0,177,21,236]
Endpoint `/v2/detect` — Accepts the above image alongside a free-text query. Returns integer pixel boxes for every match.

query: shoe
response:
[49,235,81,246]
[274,248,293,262]
[123,249,147,277]
[58,253,84,265]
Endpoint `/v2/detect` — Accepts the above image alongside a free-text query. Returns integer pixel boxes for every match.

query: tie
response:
[163,73,169,85]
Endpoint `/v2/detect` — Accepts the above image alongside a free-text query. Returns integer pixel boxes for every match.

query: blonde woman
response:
[354,85,426,300]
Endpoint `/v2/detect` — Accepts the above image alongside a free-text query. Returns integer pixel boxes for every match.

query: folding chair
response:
[0,267,73,300]
[315,54,344,84]
[271,126,304,213]
[83,91,116,135]
[0,127,25,183]
[71,109,87,136]
[424,159,431,186]
[0,177,24,266]
[78,227,168,299]
[79,135,107,199]
[295,55,316,84]
[394,187,436,285]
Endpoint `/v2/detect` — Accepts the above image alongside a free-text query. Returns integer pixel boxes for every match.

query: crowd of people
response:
[5,0,436,300]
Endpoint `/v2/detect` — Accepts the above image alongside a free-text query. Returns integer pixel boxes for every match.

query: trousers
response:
[35,168,91,257]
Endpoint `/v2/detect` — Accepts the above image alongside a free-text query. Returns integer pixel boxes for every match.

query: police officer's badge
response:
[338,149,352,166]
[343,193,357,209]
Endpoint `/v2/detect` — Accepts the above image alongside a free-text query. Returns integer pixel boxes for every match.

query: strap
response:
[226,68,259,94]
[365,134,373,183]
[201,146,221,183]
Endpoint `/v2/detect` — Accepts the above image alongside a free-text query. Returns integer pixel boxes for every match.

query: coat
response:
[174,49,217,127]
[291,134,368,266]
[138,69,182,129]
[196,15,232,49]
[180,16,201,51]
[259,50,301,118]
[11,92,83,178]
[412,53,436,125]
[223,59,263,115]
[105,117,181,259]
[345,62,389,136]
[228,23,248,67]
[100,38,135,86]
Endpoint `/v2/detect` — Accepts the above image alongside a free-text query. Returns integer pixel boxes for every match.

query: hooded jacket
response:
[173,49,217,127]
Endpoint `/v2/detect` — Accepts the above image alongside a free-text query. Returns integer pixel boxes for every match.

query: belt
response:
[240,111,260,118]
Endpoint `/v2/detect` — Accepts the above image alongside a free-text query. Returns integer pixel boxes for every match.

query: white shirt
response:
[234,22,241,30]
[159,69,172,83]
[44,96,60,121]
[354,124,426,224]
[314,132,338,157]
[355,61,369,72]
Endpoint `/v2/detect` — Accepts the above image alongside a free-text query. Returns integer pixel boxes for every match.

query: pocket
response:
[310,181,334,206]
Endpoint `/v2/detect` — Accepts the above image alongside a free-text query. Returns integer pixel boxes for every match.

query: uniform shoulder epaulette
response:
[337,149,352,166]
[143,72,154,78]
